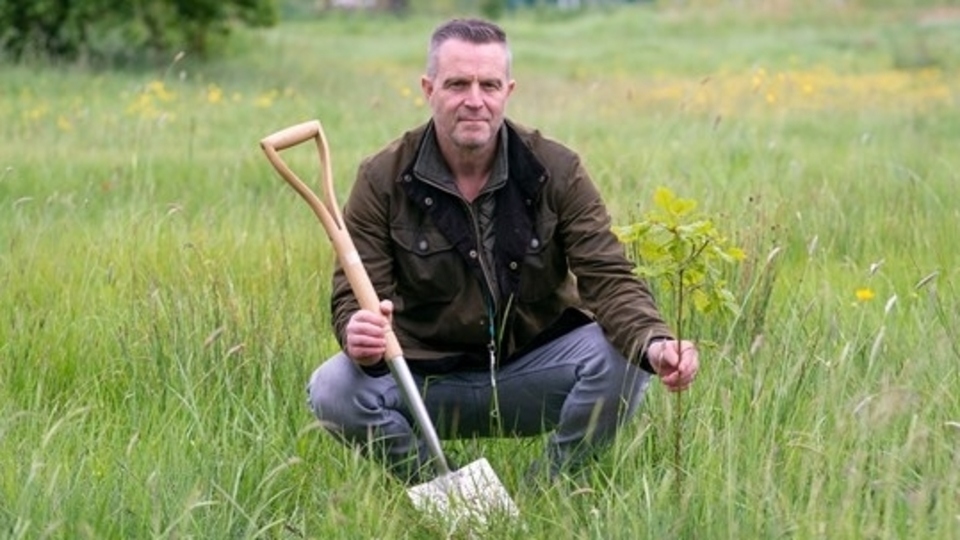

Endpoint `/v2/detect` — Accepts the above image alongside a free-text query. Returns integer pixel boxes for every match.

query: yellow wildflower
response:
[25,104,48,121]
[57,115,73,132]
[207,84,223,104]
[855,288,876,302]
[147,81,175,102]
[255,90,279,108]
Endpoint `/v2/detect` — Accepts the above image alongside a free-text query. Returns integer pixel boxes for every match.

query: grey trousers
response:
[306,322,651,482]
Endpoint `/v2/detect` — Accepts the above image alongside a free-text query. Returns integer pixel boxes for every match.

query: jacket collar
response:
[411,121,510,197]
[404,120,547,200]
[501,119,548,202]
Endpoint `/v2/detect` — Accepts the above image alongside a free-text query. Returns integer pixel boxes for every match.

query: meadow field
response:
[1,3,959,538]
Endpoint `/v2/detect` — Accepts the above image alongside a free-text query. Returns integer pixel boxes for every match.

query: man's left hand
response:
[648,340,699,392]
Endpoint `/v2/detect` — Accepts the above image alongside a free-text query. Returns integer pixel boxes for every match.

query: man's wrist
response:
[640,336,672,373]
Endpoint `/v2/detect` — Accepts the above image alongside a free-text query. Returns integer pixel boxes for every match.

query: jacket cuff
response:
[639,336,672,374]
[359,359,391,377]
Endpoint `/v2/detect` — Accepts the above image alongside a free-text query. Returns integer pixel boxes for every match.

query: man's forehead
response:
[435,40,508,67]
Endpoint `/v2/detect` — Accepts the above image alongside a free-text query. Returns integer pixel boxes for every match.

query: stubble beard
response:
[452,120,495,152]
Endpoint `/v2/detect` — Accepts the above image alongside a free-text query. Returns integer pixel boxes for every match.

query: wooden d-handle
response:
[259,119,402,361]
[260,120,322,151]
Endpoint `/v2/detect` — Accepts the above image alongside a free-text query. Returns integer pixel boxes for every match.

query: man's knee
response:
[306,353,401,438]
[306,353,360,425]
[574,324,649,404]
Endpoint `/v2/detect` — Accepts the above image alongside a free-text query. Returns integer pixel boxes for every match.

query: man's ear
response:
[421,75,434,99]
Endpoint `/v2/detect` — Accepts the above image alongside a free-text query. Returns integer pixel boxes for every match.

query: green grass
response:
[2,3,959,538]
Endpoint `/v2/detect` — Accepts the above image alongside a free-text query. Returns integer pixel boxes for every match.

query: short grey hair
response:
[426,18,512,79]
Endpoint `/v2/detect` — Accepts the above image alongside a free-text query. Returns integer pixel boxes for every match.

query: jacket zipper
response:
[464,200,504,413]
[463,200,499,314]
[464,200,506,430]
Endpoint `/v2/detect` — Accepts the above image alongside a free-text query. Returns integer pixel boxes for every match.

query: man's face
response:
[421,39,515,154]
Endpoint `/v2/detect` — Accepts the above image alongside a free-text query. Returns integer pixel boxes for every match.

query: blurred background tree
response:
[0,0,278,62]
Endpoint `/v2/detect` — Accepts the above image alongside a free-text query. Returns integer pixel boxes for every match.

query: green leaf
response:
[617,186,745,323]
[652,186,676,211]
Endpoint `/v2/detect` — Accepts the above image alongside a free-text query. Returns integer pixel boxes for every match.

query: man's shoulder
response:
[359,122,428,177]
[506,119,581,171]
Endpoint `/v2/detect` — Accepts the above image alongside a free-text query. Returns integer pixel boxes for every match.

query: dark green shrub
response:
[0,0,278,61]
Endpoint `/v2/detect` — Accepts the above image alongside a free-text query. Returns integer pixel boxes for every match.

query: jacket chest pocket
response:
[519,212,569,302]
[391,225,465,303]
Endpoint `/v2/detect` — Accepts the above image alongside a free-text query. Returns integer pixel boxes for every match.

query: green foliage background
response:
[0,0,277,61]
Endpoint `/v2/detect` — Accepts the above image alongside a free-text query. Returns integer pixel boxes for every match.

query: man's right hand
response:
[345,300,394,366]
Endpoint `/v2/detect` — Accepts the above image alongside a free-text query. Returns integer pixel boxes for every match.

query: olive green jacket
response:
[331,119,672,373]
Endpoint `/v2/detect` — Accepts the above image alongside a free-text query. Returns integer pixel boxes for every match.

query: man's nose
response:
[464,82,483,107]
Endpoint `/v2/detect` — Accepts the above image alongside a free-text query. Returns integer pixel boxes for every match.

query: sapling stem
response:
[671,239,708,506]
[674,268,685,505]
